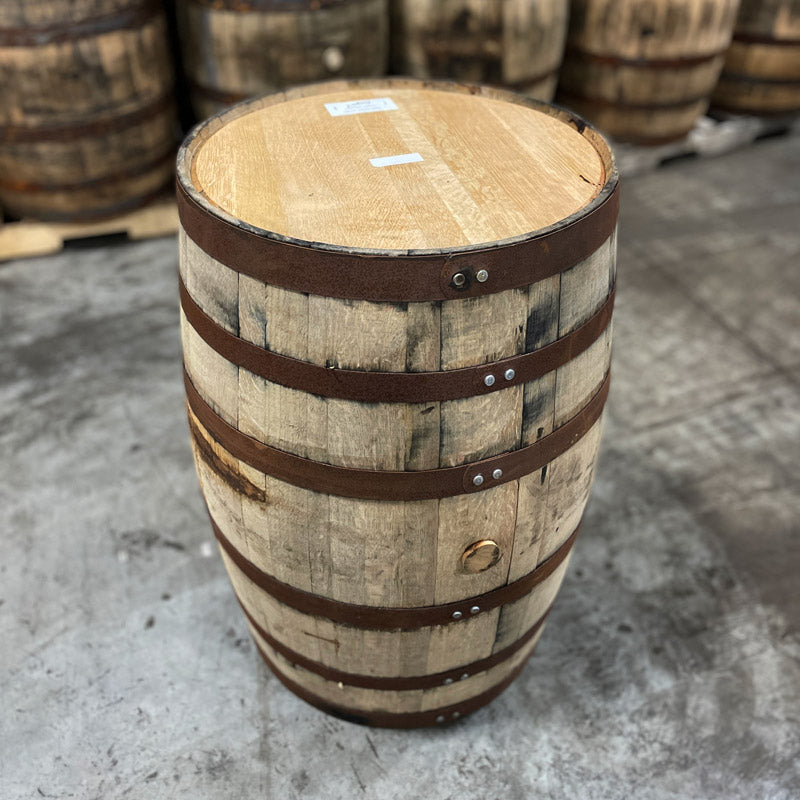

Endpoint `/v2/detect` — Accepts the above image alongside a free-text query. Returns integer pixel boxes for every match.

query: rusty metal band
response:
[711,99,800,116]
[180,274,614,403]
[176,180,619,302]
[186,367,609,500]
[255,636,535,727]
[0,148,174,194]
[0,1,160,47]
[716,70,800,86]
[212,511,580,629]
[564,45,727,69]
[558,87,710,112]
[1,186,168,224]
[733,32,800,47]
[0,92,174,144]
[241,596,550,690]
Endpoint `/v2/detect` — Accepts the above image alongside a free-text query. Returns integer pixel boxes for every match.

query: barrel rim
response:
[176,77,618,260]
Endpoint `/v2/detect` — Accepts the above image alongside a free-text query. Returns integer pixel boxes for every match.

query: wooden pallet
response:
[612,112,800,177]
[0,195,179,262]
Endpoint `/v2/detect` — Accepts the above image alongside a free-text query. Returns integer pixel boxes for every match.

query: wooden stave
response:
[0,2,175,220]
[0,0,144,28]
[0,154,174,221]
[557,91,712,144]
[389,0,569,102]
[177,80,617,724]
[558,51,728,106]
[225,531,572,720]
[175,0,389,118]
[219,517,573,674]
[732,0,800,40]
[723,38,800,80]
[180,243,612,717]
[250,619,547,725]
[564,0,741,59]
[711,72,800,114]
[558,0,740,142]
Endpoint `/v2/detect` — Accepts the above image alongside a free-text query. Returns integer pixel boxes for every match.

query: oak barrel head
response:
[177,78,618,727]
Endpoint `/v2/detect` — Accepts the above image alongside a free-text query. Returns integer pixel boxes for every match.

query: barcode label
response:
[325,97,398,117]
[370,153,424,168]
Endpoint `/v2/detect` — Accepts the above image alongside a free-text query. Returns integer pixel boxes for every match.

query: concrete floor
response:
[2,134,799,800]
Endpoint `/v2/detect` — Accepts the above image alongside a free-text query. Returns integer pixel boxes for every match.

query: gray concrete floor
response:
[2,135,799,800]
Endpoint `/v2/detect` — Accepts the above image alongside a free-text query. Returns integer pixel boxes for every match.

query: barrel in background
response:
[712,0,800,115]
[390,0,569,101]
[175,0,389,119]
[0,1,176,221]
[176,78,618,726]
[557,0,741,144]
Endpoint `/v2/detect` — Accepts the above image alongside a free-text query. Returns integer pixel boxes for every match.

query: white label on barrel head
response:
[370,153,424,168]
[325,97,398,117]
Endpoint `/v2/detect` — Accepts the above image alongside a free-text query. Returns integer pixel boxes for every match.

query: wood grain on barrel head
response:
[190,86,604,250]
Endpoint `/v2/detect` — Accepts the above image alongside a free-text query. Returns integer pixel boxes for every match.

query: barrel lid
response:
[179,79,614,254]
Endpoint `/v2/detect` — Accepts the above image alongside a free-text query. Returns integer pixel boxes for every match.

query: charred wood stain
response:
[522,390,550,432]
[525,305,556,352]
[406,407,439,466]
[188,416,270,504]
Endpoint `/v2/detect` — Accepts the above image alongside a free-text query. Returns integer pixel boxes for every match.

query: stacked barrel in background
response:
[556,0,742,144]
[390,0,570,100]
[0,1,176,221]
[712,0,800,115]
[174,0,390,119]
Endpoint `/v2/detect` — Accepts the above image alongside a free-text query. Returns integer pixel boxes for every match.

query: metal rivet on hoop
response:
[452,272,466,287]
[476,269,489,283]
[452,611,463,620]
[436,715,445,723]
[484,374,495,387]
[452,712,461,720]
[492,468,503,480]
[443,677,454,685]
[472,474,484,486]
[504,368,515,381]
[470,606,480,615]
[460,673,469,681]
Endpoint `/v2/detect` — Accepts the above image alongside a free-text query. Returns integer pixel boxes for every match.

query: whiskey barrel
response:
[389,0,569,101]
[557,0,741,144]
[712,0,800,115]
[177,78,618,727]
[0,1,176,221]
[175,0,389,119]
